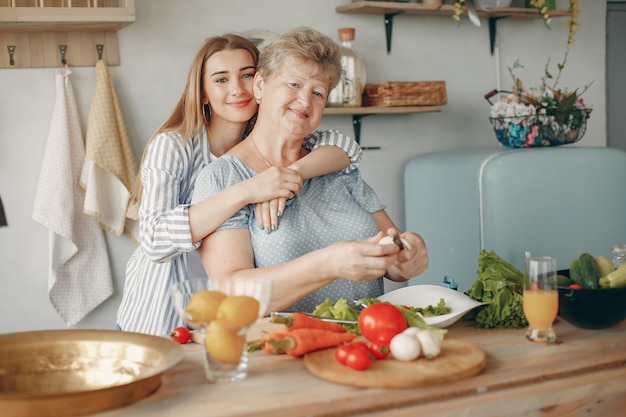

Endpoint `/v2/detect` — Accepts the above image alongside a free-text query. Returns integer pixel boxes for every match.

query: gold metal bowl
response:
[0,329,184,417]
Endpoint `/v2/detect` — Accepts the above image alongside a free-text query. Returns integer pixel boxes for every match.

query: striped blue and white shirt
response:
[116,126,361,335]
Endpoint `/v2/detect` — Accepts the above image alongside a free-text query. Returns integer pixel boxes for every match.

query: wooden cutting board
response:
[303,338,486,389]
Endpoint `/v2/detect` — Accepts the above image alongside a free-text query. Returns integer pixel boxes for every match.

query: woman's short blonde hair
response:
[258,27,342,91]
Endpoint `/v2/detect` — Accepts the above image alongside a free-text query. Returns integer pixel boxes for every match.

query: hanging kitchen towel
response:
[80,59,139,243]
[32,67,113,327]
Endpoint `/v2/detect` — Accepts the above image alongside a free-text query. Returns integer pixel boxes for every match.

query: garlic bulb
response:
[378,235,411,250]
[389,333,421,362]
[415,330,442,360]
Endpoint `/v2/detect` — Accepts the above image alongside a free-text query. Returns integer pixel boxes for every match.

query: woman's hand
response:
[249,167,302,232]
[385,231,428,282]
[254,197,287,233]
[324,233,401,282]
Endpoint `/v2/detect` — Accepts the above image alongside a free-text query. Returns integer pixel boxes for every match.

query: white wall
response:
[0,0,607,333]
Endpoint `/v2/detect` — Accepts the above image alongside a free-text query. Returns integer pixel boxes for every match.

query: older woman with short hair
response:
[192,27,428,313]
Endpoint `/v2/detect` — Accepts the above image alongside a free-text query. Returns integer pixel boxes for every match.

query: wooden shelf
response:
[336,2,571,18]
[323,105,443,148]
[0,1,135,68]
[337,1,572,54]
[0,6,135,32]
[324,105,442,115]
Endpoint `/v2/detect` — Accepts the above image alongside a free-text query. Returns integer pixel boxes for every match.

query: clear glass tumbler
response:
[170,277,273,382]
[523,256,558,343]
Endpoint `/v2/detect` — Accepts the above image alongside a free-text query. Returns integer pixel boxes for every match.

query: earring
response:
[202,103,211,123]
[255,96,261,105]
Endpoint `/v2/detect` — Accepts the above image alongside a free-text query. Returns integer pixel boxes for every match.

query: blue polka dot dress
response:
[192,155,386,312]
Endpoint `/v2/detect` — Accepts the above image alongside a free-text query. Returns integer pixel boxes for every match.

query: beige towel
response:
[80,59,139,243]
[32,67,113,327]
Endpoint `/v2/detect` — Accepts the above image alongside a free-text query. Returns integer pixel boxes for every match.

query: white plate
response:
[378,285,487,328]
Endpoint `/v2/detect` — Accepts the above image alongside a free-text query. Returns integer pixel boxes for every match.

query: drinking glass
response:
[170,277,273,382]
[523,256,558,342]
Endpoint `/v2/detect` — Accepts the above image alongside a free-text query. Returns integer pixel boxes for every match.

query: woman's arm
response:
[289,145,349,179]
[255,129,362,230]
[190,165,302,242]
[198,227,399,312]
[299,129,362,176]
[137,135,199,262]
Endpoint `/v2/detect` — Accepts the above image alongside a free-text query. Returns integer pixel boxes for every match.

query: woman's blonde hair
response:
[257,27,342,91]
[130,34,259,204]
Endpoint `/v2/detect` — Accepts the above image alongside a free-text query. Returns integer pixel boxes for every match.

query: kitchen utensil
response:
[523,256,558,342]
[170,277,273,382]
[377,285,487,328]
[0,329,183,417]
[392,231,405,250]
[557,269,626,329]
[270,311,357,325]
[304,338,486,388]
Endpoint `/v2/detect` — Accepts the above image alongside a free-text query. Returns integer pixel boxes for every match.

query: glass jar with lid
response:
[611,243,626,269]
[327,28,367,107]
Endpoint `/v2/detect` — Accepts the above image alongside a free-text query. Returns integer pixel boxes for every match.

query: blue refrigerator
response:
[403,146,626,291]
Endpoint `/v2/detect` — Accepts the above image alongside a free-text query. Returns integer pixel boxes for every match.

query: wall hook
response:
[96,44,104,60]
[7,45,15,66]
[59,45,67,65]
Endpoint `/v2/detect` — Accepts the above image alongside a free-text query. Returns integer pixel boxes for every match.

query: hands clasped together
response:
[249,166,303,232]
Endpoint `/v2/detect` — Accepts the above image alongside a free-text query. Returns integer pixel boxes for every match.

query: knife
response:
[392,231,405,250]
[270,311,357,325]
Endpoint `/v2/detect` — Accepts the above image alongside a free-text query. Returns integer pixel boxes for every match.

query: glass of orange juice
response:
[523,256,558,343]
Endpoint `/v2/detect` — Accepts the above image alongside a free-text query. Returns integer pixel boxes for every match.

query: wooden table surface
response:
[95,318,626,417]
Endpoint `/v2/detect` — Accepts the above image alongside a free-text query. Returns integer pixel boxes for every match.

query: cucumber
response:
[557,274,574,287]
[569,258,583,286]
[578,253,601,289]
[556,275,574,287]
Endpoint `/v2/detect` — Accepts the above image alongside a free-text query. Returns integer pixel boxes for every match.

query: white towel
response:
[80,59,139,243]
[32,67,113,327]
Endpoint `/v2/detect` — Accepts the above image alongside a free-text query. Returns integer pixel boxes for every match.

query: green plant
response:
[487,46,593,148]
[453,0,580,47]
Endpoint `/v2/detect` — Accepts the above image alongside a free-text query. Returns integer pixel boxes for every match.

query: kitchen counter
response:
[95,319,626,417]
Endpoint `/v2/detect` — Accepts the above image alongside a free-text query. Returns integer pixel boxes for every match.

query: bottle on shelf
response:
[327,27,367,107]
[611,243,626,269]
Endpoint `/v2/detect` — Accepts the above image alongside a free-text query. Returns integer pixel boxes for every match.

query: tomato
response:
[334,344,354,366]
[358,303,407,344]
[170,326,191,344]
[348,341,369,352]
[345,347,371,371]
[369,340,390,360]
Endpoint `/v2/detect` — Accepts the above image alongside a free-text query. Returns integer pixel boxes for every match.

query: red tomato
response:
[369,340,390,360]
[358,303,407,344]
[345,347,371,371]
[348,341,370,352]
[170,326,191,344]
[334,344,355,366]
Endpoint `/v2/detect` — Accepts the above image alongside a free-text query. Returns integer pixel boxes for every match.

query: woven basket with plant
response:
[485,89,591,148]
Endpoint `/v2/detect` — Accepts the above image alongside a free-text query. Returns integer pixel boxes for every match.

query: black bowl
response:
[557,286,626,329]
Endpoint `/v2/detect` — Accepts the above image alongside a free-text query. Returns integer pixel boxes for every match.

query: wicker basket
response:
[362,81,447,107]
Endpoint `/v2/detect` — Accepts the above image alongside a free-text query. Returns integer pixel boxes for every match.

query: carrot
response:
[270,312,347,333]
[248,329,289,353]
[265,328,357,357]
[261,331,289,354]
